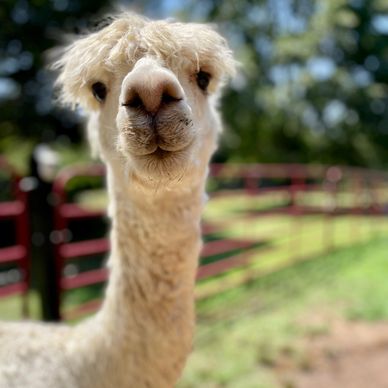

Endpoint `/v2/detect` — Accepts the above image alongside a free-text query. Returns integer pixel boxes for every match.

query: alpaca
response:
[0,12,235,388]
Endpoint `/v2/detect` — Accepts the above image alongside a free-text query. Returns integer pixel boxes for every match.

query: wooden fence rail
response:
[0,156,30,316]
[0,161,388,320]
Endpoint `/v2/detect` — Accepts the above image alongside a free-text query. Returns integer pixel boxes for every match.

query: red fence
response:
[51,164,108,318]
[210,163,387,211]
[51,164,261,319]
[0,161,387,320]
[198,164,388,280]
[50,163,388,319]
[0,157,30,316]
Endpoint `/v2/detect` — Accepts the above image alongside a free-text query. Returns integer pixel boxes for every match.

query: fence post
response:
[324,166,342,251]
[28,145,60,321]
[14,177,31,318]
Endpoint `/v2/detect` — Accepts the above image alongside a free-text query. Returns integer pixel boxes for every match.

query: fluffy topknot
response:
[51,12,236,111]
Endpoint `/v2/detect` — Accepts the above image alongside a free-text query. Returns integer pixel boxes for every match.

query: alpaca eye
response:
[196,71,211,92]
[92,82,107,102]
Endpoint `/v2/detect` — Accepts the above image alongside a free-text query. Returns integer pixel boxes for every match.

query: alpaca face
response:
[114,57,200,179]
[53,13,236,185]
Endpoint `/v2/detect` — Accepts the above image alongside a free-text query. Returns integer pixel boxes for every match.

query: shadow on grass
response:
[201,240,270,266]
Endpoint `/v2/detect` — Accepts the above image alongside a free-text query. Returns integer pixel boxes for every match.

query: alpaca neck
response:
[98,163,205,386]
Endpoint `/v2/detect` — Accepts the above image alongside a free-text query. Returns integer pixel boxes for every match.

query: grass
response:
[178,237,388,388]
[0,291,41,321]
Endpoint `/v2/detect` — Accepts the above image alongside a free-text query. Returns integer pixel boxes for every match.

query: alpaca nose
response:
[122,59,184,115]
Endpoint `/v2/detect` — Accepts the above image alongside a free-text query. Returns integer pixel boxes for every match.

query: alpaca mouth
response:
[139,137,194,158]
[149,147,172,159]
[130,141,193,180]
[120,100,195,160]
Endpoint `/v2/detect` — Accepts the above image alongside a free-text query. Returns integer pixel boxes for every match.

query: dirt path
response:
[276,320,388,388]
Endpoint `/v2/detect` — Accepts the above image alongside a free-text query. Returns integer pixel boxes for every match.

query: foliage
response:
[1,0,388,168]
[0,0,104,146]
[179,0,388,167]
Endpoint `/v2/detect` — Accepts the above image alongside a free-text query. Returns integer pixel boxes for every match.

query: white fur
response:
[0,11,235,388]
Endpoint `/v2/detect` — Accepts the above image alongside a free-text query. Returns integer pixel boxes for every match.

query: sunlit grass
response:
[179,237,388,388]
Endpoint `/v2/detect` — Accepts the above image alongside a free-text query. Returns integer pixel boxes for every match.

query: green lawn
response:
[179,237,388,388]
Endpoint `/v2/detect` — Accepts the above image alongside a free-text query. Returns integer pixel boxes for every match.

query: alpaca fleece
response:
[0,11,235,388]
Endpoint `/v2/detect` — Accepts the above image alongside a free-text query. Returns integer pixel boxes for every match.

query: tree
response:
[0,1,115,154]
[179,0,388,167]
[1,0,388,168]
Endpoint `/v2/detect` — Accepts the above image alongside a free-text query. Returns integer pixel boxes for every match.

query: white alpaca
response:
[0,12,235,388]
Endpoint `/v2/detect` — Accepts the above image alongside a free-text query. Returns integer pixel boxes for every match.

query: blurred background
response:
[2,0,388,168]
[1,0,388,387]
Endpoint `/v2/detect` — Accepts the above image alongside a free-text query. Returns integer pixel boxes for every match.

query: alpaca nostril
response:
[122,93,143,109]
[122,90,182,113]
[122,64,185,114]
[161,92,182,105]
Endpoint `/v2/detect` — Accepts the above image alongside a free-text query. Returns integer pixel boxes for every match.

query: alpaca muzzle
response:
[121,57,185,116]
[117,58,195,159]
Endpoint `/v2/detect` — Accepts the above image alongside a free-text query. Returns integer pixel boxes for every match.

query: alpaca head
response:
[53,13,235,189]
